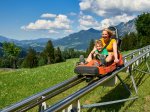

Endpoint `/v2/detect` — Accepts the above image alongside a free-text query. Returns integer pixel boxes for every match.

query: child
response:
[79,40,108,66]
[91,40,108,65]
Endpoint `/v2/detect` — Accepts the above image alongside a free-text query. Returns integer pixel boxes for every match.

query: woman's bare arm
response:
[113,40,119,63]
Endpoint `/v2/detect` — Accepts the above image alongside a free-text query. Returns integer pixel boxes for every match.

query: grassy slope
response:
[0,59,78,109]
[0,56,150,111]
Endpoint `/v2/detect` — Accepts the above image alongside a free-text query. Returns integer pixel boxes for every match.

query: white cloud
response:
[48,30,59,34]
[69,12,77,16]
[79,13,136,30]
[54,15,71,29]
[79,0,92,10]
[22,14,71,30]
[21,14,73,38]
[100,19,113,29]
[80,0,150,17]
[100,14,136,28]
[41,13,56,18]
[79,14,101,30]
[64,29,73,33]
[22,20,52,30]
[79,0,141,30]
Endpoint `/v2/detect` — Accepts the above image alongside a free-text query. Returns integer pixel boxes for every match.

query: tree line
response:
[0,40,86,69]
[121,12,150,51]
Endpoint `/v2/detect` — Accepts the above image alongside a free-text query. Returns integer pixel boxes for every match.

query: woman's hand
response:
[113,40,119,63]
[114,58,119,63]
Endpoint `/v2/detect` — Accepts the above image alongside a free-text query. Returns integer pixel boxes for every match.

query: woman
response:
[86,28,119,63]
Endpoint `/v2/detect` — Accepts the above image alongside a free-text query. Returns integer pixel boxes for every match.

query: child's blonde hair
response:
[95,40,103,47]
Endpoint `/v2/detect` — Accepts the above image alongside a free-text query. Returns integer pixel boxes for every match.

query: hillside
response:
[116,19,136,37]
[0,56,150,111]
[0,59,78,109]
[0,35,19,43]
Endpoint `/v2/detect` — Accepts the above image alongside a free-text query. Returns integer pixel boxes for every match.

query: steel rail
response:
[82,96,138,108]
[17,77,85,112]
[44,49,150,112]
[1,76,81,112]
[123,45,150,58]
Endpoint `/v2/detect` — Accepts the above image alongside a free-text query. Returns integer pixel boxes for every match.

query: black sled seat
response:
[74,66,99,75]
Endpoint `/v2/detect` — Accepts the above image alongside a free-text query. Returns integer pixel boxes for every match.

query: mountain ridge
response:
[0,19,136,51]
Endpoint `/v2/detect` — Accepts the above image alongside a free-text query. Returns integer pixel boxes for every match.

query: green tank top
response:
[95,48,108,56]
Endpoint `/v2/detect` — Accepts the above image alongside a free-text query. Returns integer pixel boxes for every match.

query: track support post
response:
[38,96,47,112]
[116,74,131,94]
[146,58,150,73]
[129,66,138,94]
[62,100,81,112]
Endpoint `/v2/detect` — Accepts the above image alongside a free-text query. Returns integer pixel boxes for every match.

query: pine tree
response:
[54,47,63,63]
[22,48,38,68]
[0,42,3,57]
[62,49,70,59]
[135,12,150,47]
[86,39,94,56]
[44,40,54,64]
[38,52,47,66]
[68,48,75,58]
[2,42,21,68]
[135,12,150,37]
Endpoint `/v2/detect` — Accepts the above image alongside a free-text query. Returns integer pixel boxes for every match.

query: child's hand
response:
[93,46,97,51]
[91,46,97,54]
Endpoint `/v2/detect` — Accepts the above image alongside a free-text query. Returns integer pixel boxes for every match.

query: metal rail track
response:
[1,76,85,112]
[44,48,150,112]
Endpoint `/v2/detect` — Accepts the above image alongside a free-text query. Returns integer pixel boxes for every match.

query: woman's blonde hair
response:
[95,40,103,47]
[102,28,115,37]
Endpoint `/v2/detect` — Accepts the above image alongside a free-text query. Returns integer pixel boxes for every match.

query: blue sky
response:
[0,0,149,40]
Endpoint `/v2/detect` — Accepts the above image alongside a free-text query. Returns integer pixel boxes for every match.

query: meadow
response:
[0,55,150,112]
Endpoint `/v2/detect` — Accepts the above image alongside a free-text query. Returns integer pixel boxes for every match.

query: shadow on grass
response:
[87,83,131,112]
[134,62,150,87]
[86,61,149,112]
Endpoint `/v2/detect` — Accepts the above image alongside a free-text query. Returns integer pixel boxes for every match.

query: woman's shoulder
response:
[110,38,117,42]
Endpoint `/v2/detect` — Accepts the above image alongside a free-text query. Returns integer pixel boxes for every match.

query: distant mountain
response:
[0,19,136,51]
[0,35,19,43]
[116,19,136,37]
[53,19,136,50]
[20,38,55,44]
[53,28,101,50]
[16,38,53,51]
[0,36,54,51]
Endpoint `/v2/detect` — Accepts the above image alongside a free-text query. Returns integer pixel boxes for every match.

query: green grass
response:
[0,59,78,109]
[0,56,150,112]
[121,49,136,56]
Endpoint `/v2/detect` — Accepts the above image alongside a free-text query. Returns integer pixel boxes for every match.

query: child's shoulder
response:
[102,48,108,55]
